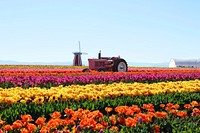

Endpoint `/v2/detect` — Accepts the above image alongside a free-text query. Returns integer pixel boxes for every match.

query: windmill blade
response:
[79,41,81,52]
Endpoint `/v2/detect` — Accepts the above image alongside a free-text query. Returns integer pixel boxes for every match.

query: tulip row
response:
[1,68,200,77]
[1,80,200,105]
[0,65,86,69]
[1,72,200,88]
[1,91,199,126]
[0,69,83,77]
[0,101,199,133]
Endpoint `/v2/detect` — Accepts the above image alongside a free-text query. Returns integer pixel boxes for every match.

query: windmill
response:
[73,42,87,66]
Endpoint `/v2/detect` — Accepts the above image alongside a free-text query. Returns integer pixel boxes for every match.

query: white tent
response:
[169,58,200,68]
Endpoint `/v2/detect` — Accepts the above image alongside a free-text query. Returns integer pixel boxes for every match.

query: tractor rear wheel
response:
[113,59,128,72]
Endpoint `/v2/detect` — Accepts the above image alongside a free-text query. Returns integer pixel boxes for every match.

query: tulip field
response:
[0,65,199,133]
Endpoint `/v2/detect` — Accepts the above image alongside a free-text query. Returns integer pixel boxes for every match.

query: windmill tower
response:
[73,42,87,66]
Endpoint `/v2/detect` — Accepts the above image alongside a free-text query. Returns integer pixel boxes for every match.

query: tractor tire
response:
[112,58,128,72]
[98,68,106,72]
[82,68,90,72]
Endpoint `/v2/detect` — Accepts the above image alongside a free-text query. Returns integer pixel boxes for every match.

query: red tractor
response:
[82,51,128,72]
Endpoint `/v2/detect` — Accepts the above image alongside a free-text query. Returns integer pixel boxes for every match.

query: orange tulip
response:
[184,104,193,110]
[4,124,13,131]
[125,108,134,116]
[21,114,33,123]
[87,119,97,128]
[109,115,117,125]
[64,118,75,125]
[153,125,160,133]
[165,107,170,111]
[131,106,141,113]
[47,119,60,129]
[50,111,61,119]
[169,109,177,115]
[86,110,103,120]
[115,106,128,114]
[64,108,74,116]
[192,108,200,116]
[93,123,104,131]
[80,118,97,128]
[72,125,77,133]
[26,123,37,132]
[159,104,165,108]
[166,103,174,108]
[155,112,168,118]
[191,101,199,107]
[193,108,200,113]
[117,117,125,124]
[0,119,5,125]
[35,117,46,126]
[12,120,23,129]
[125,117,137,127]
[40,126,50,133]
[92,110,104,119]
[20,128,29,133]
[147,112,155,118]
[147,108,155,113]
[142,103,154,110]
[105,107,113,113]
[136,113,151,123]
[172,104,180,109]
[79,119,88,127]
[110,126,119,131]
[176,111,187,118]
[101,121,108,128]
[72,111,83,121]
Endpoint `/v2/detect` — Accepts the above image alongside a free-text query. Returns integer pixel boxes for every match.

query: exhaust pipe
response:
[98,50,101,59]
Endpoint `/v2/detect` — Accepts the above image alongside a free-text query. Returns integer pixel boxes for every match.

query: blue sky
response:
[0,0,200,64]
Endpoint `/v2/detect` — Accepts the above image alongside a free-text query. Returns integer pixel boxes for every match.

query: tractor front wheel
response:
[82,68,90,72]
[113,59,128,72]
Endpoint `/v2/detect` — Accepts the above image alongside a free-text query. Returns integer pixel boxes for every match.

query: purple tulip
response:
[138,117,142,123]
[76,125,82,131]
[99,129,104,133]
